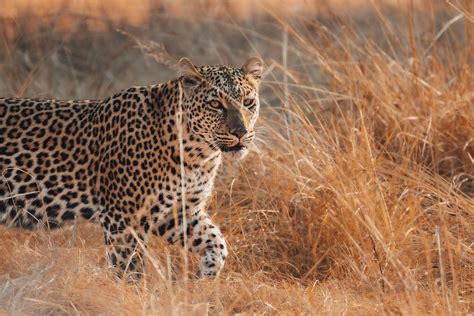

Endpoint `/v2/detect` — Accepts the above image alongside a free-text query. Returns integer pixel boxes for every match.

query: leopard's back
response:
[0,97,100,228]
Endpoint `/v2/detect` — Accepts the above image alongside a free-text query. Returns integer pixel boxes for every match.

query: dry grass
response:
[0,1,473,314]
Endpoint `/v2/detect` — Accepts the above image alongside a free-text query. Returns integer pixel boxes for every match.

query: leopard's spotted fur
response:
[0,57,263,279]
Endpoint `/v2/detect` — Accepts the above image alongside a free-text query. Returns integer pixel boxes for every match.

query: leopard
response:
[0,56,263,280]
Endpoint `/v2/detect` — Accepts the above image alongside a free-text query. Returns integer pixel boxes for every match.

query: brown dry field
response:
[0,1,473,315]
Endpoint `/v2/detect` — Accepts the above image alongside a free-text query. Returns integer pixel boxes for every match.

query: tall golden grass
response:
[0,0,473,314]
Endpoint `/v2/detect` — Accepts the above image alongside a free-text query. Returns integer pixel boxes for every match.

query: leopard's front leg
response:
[155,207,228,278]
[100,206,149,282]
[189,209,228,277]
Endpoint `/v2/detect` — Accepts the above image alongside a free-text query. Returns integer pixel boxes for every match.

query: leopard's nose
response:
[230,126,248,139]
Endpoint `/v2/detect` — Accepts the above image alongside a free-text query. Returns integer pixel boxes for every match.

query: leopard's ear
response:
[178,57,203,90]
[242,56,263,84]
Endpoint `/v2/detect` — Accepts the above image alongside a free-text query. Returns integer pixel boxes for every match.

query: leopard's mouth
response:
[219,144,246,153]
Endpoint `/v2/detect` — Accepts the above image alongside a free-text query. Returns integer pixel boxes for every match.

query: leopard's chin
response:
[224,147,248,159]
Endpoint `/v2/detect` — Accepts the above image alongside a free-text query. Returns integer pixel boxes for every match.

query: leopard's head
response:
[178,57,263,159]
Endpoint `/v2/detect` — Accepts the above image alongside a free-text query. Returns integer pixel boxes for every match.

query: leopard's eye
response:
[208,100,225,111]
[243,98,256,109]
